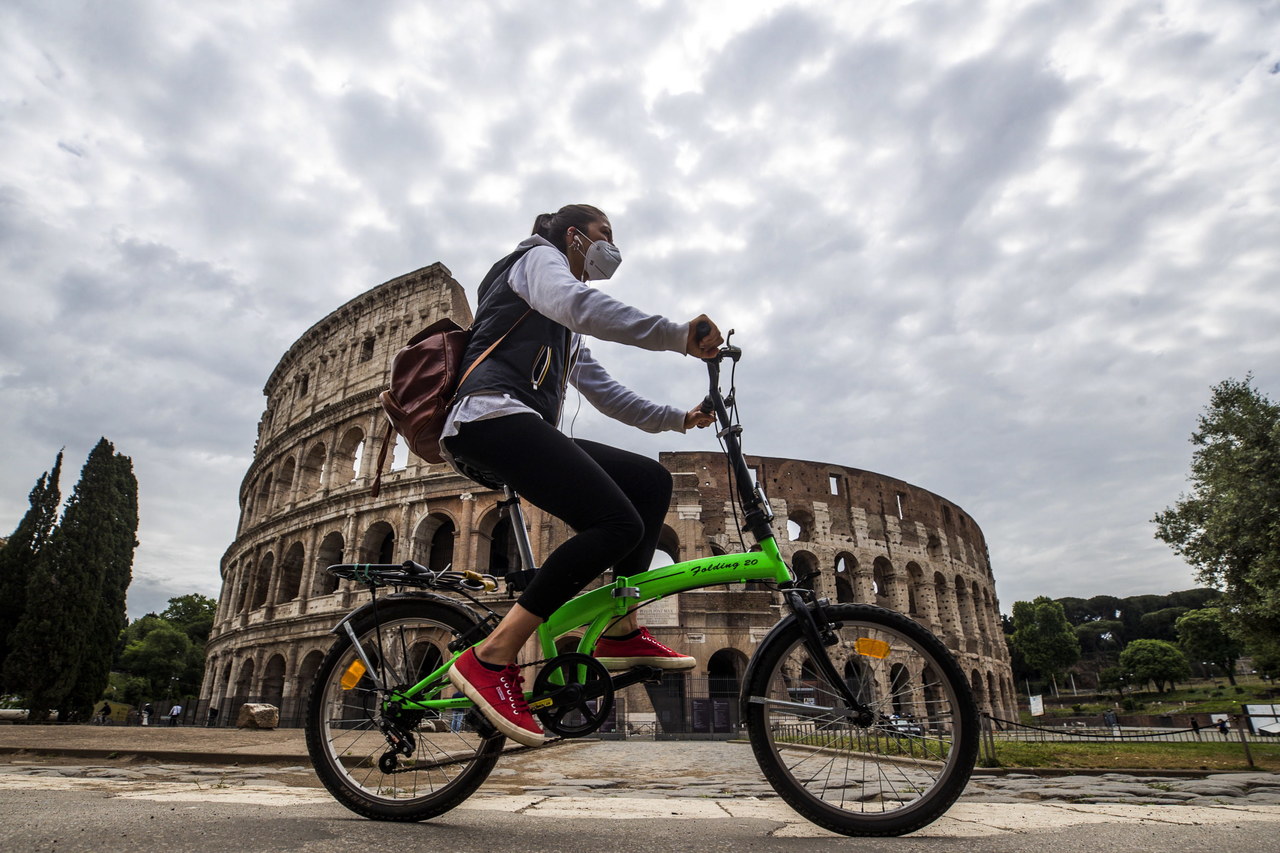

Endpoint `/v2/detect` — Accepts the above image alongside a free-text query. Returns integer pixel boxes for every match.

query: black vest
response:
[454,246,575,424]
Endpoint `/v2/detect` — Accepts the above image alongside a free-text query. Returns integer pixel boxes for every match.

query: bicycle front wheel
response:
[305,598,505,821]
[744,603,978,836]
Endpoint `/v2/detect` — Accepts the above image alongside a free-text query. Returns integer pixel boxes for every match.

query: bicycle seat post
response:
[503,486,538,572]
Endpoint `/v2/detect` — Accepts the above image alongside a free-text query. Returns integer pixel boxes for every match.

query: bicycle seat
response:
[451,455,507,492]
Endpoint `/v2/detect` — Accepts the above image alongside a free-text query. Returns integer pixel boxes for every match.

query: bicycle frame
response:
[365,333,797,716]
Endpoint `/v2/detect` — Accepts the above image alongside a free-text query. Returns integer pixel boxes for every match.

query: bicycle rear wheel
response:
[305,598,505,821]
[744,603,977,836]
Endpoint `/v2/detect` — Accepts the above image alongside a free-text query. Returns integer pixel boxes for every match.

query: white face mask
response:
[572,231,622,281]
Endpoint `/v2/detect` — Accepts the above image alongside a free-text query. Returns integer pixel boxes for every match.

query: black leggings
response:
[443,414,673,620]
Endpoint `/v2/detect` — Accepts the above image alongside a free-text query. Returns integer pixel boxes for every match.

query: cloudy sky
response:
[2,0,1277,620]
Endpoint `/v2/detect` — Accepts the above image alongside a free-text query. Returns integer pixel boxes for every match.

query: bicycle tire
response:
[304,598,506,821]
[744,603,978,836]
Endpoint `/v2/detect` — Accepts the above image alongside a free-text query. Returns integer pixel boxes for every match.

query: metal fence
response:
[981,712,1276,768]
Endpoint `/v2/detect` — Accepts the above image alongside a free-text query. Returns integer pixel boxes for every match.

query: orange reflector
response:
[340,660,366,690]
[855,637,891,659]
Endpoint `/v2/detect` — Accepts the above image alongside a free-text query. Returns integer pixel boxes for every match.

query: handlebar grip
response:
[700,395,715,415]
[694,320,712,342]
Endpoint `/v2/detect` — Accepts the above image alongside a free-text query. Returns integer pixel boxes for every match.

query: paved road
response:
[3,733,1280,850]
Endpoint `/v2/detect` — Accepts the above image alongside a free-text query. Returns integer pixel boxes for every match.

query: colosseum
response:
[200,263,1017,731]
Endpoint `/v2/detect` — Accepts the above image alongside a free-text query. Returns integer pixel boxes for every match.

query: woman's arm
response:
[511,244,689,354]
[569,344,687,433]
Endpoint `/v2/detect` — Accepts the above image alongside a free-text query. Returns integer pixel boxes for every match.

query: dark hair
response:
[531,204,606,253]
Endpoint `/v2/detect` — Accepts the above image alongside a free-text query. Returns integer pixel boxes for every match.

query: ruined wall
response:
[201,266,1016,724]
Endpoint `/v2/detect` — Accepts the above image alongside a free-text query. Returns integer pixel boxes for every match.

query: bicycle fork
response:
[782,589,877,727]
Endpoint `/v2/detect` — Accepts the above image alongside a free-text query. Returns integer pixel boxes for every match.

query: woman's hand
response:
[686,314,723,358]
[685,406,716,430]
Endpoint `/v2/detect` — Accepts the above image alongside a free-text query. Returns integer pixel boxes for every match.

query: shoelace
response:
[499,665,531,714]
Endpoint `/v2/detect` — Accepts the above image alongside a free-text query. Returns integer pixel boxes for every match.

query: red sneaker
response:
[448,647,545,747]
[594,628,696,671]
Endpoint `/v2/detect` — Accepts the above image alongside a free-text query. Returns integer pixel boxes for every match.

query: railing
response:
[980,713,1275,768]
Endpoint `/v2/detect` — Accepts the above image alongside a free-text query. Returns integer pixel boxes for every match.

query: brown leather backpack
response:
[370,311,529,497]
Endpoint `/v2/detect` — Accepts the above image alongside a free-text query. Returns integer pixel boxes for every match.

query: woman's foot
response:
[594,627,696,671]
[448,647,546,746]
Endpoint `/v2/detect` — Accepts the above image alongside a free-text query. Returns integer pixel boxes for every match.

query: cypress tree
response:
[65,447,138,715]
[3,440,138,719]
[0,452,62,689]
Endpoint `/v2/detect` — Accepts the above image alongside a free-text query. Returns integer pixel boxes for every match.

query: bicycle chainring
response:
[529,653,615,738]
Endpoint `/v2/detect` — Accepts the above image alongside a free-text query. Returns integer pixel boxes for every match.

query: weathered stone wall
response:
[202,265,1017,724]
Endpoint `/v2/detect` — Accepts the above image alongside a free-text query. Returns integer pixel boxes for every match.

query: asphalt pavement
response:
[3,723,1280,849]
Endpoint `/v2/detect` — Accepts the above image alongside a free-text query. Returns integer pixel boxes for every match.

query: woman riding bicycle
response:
[443,204,722,746]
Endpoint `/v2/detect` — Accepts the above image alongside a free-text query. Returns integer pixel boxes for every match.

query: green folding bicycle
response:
[304,334,978,837]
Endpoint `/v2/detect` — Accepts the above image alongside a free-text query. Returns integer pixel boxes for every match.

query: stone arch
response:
[792,550,819,592]
[298,442,326,499]
[262,654,287,708]
[250,552,274,610]
[487,517,520,577]
[255,473,273,520]
[234,657,256,701]
[655,525,680,564]
[927,533,943,559]
[312,532,344,596]
[232,560,251,615]
[359,521,397,564]
[834,573,857,603]
[970,669,986,714]
[842,657,873,705]
[709,647,748,727]
[296,650,325,703]
[709,542,727,556]
[334,427,365,486]
[276,456,297,509]
[276,541,305,603]
[786,507,814,542]
[216,660,233,720]
[412,513,455,572]
[905,562,925,616]
[872,556,893,608]
[889,663,912,718]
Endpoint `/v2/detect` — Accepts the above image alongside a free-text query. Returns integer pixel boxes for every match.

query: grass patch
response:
[991,740,1280,771]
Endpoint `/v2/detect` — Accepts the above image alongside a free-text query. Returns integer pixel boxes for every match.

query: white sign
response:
[1028,695,1045,717]
[685,633,706,643]
[644,594,680,627]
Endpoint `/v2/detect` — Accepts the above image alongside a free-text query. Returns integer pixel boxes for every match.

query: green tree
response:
[0,452,62,688]
[1154,376,1280,663]
[65,446,137,715]
[161,594,217,644]
[1010,597,1081,682]
[2,440,138,720]
[119,623,193,697]
[1117,639,1192,693]
[1176,607,1244,684]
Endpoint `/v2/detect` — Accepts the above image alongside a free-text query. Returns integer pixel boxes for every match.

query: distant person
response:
[1217,718,1230,735]
[142,704,153,726]
[168,703,183,726]
[97,702,111,725]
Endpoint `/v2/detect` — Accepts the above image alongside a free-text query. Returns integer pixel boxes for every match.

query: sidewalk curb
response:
[0,746,306,766]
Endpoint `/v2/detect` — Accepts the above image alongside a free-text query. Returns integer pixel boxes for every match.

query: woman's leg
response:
[444,414,650,662]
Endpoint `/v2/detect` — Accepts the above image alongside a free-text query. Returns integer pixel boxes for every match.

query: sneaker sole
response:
[593,656,697,671]
[447,663,547,747]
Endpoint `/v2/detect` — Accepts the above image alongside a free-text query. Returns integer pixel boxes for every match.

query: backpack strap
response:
[370,308,533,498]
[449,308,533,405]
[369,420,397,498]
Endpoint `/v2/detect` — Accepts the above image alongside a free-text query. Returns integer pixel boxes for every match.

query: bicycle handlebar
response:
[698,331,776,542]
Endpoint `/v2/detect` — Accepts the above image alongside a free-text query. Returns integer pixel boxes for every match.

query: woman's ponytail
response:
[529,204,606,252]
[530,213,556,240]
